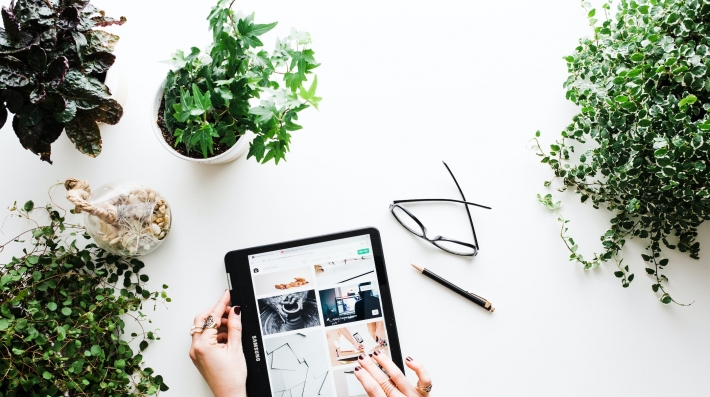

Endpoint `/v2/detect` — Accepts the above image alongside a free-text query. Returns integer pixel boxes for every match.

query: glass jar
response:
[75,181,172,256]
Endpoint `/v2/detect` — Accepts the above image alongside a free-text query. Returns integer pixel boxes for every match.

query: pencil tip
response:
[411,264,424,273]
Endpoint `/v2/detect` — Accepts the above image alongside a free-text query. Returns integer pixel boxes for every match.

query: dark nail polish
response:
[234,306,241,315]
[358,354,365,360]
[373,350,380,356]
[406,357,413,362]
[355,366,361,371]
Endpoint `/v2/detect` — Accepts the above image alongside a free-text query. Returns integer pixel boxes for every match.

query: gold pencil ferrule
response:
[484,301,491,309]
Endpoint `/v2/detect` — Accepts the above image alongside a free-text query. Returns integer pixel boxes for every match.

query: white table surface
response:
[2,1,710,396]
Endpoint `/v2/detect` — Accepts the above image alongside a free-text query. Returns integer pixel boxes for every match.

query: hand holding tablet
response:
[190,229,436,397]
[189,291,248,397]
[222,228,426,397]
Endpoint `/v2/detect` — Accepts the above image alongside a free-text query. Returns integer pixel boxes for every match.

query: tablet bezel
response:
[224,227,404,396]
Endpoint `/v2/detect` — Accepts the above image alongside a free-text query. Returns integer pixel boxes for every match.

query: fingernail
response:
[358,354,365,360]
[373,350,380,356]
[234,306,241,315]
[355,366,361,371]
[406,356,413,362]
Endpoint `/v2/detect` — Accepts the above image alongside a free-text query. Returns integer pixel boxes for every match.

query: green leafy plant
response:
[162,0,321,163]
[0,0,126,163]
[534,0,710,305]
[0,198,169,395]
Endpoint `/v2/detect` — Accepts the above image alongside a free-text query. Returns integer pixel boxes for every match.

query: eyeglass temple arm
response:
[442,161,480,249]
[392,198,492,210]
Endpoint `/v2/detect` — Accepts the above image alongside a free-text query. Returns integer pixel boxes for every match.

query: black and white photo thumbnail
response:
[258,290,321,336]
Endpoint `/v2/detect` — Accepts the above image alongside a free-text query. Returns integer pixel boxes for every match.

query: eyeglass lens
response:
[391,206,424,237]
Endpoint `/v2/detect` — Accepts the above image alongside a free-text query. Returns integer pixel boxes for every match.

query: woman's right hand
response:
[354,351,432,397]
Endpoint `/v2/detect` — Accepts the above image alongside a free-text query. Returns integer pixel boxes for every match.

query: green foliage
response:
[163,0,321,163]
[0,0,126,164]
[0,201,169,395]
[534,0,710,305]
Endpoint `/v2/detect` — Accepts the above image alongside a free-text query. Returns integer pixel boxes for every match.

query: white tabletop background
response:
[1,0,709,396]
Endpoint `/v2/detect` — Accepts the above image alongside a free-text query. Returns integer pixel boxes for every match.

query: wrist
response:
[212,386,247,397]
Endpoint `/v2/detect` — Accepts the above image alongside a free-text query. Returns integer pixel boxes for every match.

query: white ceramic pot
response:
[104,58,127,108]
[150,82,254,164]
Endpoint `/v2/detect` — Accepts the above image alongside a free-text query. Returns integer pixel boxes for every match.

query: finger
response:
[371,350,416,395]
[191,306,212,344]
[405,357,432,395]
[227,305,245,355]
[200,290,231,341]
[353,366,387,397]
[358,354,389,383]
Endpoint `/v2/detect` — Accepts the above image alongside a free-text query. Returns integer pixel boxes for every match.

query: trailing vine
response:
[535,0,710,305]
[0,193,170,395]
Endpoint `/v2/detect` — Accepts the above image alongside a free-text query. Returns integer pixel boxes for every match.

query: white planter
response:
[104,58,127,108]
[150,82,254,164]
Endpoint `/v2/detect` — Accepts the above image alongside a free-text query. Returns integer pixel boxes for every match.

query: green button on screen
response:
[357,248,370,255]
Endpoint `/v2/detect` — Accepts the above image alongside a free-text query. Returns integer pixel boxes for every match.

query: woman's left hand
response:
[354,350,432,397]
[189,290,248,397]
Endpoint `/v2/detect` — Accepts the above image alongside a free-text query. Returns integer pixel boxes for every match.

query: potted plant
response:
[534,0,710,304]
[0,0,126,164]
[0,198,169,395]
[152,0,322,165]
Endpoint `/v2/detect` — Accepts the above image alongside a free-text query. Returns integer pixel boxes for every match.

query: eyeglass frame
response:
[389,161,491,257]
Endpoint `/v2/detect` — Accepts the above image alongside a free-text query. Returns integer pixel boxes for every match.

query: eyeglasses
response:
[389,161,491,256]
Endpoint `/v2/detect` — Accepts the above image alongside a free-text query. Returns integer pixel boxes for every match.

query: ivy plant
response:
[0,199,169,395]
[163,0,321,163]
[534,0,710,305]
[0,0,126,164]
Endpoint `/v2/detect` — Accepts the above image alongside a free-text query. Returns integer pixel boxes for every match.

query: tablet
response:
[224,228,404,397]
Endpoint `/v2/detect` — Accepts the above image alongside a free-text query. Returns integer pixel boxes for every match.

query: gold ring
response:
[379,379,397,396]
[202,315,219,330]
[416,382,432,393]
[190,326,204,336]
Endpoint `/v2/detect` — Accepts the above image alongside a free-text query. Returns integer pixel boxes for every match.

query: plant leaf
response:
[30,83,46,104]
[82,51,115,75]
[65,110,102,157]
[85,99,122,125]
[0,55,31,87]
[57,6,80,31]
[27,44,47,73]
[54,99,77,123]
[12,111,64,163]
[60,70,109,109]
[2,88,23,112]
[250,21,278,36]
[45,56,69,89]
[1,7,21,41]
[190,123,219,158]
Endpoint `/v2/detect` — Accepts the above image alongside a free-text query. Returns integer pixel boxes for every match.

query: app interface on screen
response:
[248,235,389,397]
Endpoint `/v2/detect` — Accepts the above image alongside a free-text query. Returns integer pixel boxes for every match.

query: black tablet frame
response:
[224,227,404,396]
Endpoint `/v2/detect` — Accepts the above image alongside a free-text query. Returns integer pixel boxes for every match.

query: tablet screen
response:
[247,234,390,397]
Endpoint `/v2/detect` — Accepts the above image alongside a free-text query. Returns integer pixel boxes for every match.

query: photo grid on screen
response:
[249,235,393,397]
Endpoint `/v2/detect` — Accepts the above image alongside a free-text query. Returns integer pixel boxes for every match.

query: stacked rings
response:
[202,315,219,330]
[416,382,433,393]
[379,379,397,396]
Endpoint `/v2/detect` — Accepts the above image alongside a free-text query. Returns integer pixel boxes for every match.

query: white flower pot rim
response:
[150,81,252,164]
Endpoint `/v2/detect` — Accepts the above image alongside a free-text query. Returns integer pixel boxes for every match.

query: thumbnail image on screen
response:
[257,290,321,336]
[319,281,382,327]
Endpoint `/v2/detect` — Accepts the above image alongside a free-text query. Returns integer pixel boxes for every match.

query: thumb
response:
[405,357,432,391]
[227,306,244,353]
